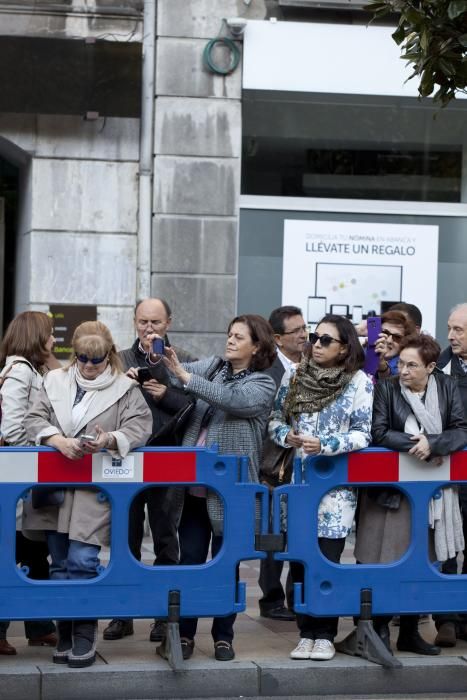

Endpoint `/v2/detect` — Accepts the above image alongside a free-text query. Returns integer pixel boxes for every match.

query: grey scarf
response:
[400,374,464,561]
[399,374,442,435]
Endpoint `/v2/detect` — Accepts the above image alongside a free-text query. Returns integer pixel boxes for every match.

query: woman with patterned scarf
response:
[269,314,373,662]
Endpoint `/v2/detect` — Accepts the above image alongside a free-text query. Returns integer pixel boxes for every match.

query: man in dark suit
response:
[259,305,307,620]
[434,303,467,647]
[103,297,196,642]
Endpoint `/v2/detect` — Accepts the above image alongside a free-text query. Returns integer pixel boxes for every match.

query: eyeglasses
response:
[282,324,307,336]
[76,354,107,365]
[397,361,423,371]
[382,329,404,343]
[309,332,343,348]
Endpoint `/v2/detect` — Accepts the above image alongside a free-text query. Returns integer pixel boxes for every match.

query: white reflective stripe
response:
[398,453,451,482]
[91,451,144,483]
[0,450,38,482]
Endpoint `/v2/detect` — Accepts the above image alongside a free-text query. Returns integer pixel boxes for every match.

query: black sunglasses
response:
[76,353,107,365]
[382,329,403,344]
[309,332,343,348]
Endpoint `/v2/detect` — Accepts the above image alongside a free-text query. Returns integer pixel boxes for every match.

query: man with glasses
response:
[258,305,307,620]
[433,303,467,648]
[103,298,196,643]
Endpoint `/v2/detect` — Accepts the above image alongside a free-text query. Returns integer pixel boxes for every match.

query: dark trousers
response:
[0,532,55,640]
[128,487,180,564]
[258,492,293,611]
[433,500,467,629]
[258,555,294,611]
[290,537,346,642]
[178,493,236,644]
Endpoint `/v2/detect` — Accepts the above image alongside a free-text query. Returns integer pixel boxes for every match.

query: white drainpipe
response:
[137,0,156,300]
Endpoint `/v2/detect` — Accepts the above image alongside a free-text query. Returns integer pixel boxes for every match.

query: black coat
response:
[372,370,467,456]
[119,338,196,436]
[438,346,467,417]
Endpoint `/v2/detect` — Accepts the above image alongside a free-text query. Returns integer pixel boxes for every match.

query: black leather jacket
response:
[372,370,467,456]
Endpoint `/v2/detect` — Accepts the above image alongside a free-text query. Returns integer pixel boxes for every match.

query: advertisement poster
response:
[282,220,439,334]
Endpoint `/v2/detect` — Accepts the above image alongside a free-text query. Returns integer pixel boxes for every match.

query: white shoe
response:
[290,638,314,659]
[310,638,335,660]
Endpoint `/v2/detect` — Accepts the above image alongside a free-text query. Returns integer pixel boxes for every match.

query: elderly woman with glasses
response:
[269,314,373,662]
[24,321,152,669]
[354,333,467,656]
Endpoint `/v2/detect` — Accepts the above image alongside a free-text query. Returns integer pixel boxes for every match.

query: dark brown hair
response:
[399,333,441,366]
[268,306,303,335]
[68,321,123,374]
[310,314,365,373]
[228,314,276,371]
[0,311,53,371]
[382,310,416,336]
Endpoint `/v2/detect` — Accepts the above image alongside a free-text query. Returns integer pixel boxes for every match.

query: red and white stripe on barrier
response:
[348,451,467,483]
[0,450,198,484]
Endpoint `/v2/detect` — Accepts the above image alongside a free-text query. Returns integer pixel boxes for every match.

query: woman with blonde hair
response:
[0,310,59,655]
[25,320,152,668]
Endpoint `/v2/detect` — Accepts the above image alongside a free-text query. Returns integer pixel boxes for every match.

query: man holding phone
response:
[103,297,196,643]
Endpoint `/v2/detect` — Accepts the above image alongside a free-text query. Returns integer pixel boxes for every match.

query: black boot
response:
[53,620,73,664]
[373,620,391,652]
[68,620,98,668]
[397,615,440,655]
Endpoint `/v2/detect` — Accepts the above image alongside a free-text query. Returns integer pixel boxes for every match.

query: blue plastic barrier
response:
[272,447,467,667]
[274,447,467,619]
[0,446,269,626]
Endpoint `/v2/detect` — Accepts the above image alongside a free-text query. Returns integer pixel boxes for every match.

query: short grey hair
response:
[449,302,467,315]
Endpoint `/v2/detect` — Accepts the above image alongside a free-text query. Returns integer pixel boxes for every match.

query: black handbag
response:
[148,399,196,447]
[259,437,295,488]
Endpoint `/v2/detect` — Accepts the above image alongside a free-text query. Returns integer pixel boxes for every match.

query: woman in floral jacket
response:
[269,314,373,662]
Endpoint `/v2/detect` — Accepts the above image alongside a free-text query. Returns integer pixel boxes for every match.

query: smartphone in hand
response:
[364,316,382,376]
[79,433,97,442]
[137,367,152,384]
[152,338,165,355]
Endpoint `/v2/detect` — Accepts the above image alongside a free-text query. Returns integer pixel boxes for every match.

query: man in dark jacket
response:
[434,303,467,648]
[258,305,307,620]
[103,297,196,642]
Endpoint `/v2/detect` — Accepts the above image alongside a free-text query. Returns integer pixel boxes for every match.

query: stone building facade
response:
[0,0,273,355]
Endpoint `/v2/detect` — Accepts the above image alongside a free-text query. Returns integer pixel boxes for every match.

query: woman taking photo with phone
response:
[269,314,373,662]
[24,321,152,668]
[0,311,60,655]
[155,314,277,662]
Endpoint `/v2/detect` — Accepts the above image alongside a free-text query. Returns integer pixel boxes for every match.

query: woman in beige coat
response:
[25,321,152,669]
[0,311,60,655]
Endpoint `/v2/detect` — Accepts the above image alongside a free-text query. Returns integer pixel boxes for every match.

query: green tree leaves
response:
[368,0,467,105]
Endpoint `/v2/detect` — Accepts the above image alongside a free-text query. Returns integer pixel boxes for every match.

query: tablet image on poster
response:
[316,262,403,315]
[282,220,439,334]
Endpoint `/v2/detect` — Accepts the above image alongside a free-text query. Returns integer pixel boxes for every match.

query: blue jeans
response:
[46,532,101,581]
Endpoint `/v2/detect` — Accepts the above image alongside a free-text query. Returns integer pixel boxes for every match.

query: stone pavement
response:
[2,542,467,699]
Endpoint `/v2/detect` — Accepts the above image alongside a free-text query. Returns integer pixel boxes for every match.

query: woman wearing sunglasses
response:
[24,321,152,668]
[269,314,373,661]
[374,310,415,379]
